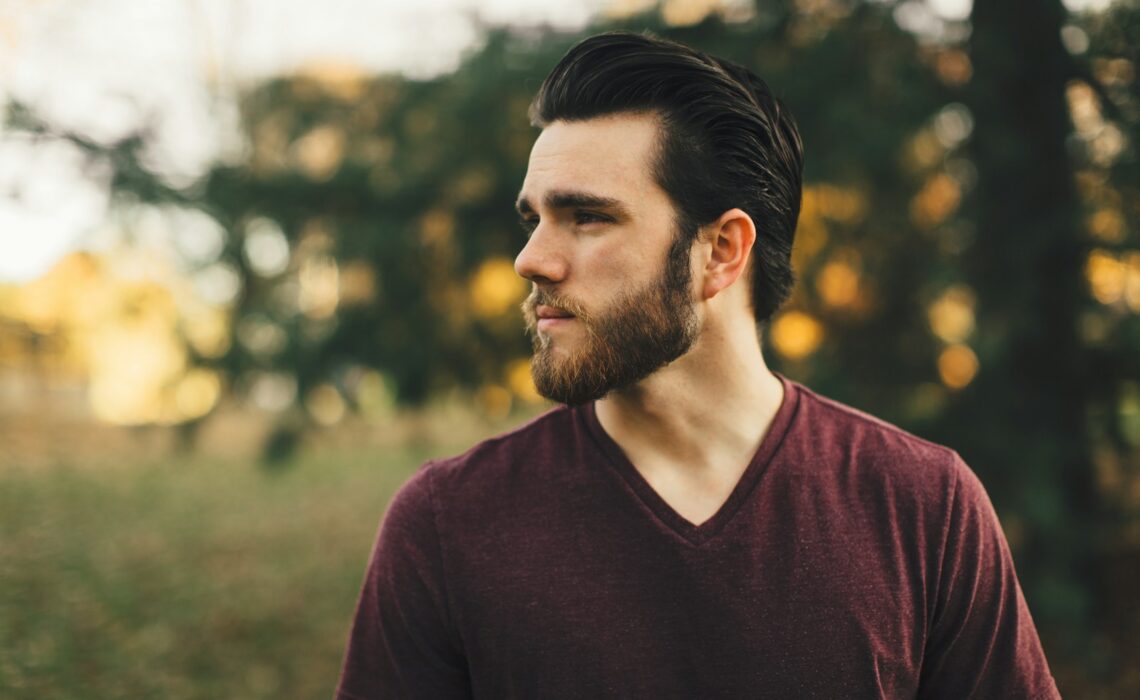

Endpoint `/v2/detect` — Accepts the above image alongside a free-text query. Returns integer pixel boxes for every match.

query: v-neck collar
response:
[577,372,801,547]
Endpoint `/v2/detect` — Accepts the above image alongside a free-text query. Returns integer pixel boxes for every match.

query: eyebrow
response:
[515,190,630,218]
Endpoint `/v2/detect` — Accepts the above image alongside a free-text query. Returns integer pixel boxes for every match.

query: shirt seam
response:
[799,386,956,456]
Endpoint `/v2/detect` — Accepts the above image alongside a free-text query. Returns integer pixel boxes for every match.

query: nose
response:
[514,224,568,284]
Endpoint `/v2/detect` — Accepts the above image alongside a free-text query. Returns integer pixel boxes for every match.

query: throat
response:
[626,454,750,527]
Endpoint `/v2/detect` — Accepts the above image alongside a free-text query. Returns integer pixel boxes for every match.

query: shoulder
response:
[784,379,969,506]
[428,403,575,476]
[404,403,581,509]
[793,380,957,466]
[369,408,583,581]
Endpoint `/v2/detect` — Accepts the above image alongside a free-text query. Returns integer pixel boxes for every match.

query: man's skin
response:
[514,112,785,526]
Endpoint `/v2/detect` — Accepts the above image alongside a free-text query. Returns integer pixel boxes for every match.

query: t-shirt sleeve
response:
[917,453,1060,699]
[335,464,472,700]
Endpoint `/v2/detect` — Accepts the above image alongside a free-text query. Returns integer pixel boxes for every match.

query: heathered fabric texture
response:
[337,374,1060,699]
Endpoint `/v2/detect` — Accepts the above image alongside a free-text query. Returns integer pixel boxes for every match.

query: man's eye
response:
[519,218,539,236]
[574,211,610,226]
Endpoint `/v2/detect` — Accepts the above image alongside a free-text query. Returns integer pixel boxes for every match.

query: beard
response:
[521,231,699,406]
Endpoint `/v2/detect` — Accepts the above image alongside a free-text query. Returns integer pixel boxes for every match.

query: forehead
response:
[519,113,666,209]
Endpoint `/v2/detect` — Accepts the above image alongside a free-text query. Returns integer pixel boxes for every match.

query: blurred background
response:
[0,0,1137,697]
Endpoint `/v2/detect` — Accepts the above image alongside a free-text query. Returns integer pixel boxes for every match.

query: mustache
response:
[521,289,592,328]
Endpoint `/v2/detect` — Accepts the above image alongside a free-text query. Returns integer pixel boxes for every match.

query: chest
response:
[444,496,929,699]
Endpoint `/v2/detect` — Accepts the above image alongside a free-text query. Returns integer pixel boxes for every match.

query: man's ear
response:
[701,208,756,301]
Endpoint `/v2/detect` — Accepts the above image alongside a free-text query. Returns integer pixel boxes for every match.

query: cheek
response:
[575,242,634,288]
[580,235,667,284]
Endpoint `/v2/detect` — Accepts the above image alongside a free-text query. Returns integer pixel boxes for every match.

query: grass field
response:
[0,447,431,700]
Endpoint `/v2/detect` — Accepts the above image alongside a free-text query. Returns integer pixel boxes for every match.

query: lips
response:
[535,305,575,320]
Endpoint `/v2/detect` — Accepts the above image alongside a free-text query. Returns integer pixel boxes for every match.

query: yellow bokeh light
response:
[792,186,830,269]
[927,285,976,344]
[1087,208,1125,243]
[910,173,961,230]
[88,317,187,425]
[292,124,346,181]
[814,184,868,225]
[661,0,721,26]
[1075,170,1121,207]
[6,251,242,425]
[183,306,231,359]
[295,61,368,102]
[816,254,861,309]
[306,384,346,426]
[770,310,824,360]
[603,0,657,19]
[792,218,828,271]
[1090,125,1126,168]
[299,256,340,319]
[476,384,513,421]
[1066,80,1104,136]
[938,344,979,390]
[506,358,542,404]
[800,186,821,222]
[904,129,944,174]
[175,369,222,420]
[934,49,972,86]
[470,257,527,319]
[0,235,287,425]
[1126,253,1140,312]
[1086,249,1127,305]
[14,252,108,333]
[1093,57,1135,88]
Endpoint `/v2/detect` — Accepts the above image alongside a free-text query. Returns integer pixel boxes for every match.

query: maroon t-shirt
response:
[337,374,1059,699]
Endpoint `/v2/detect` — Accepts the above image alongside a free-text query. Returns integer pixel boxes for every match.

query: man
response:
[337,32,1060,699]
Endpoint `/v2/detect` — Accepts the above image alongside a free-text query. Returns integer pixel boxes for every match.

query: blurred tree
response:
[959,0,1095,644]
[944,0,1137,686]
[195,33,576,455]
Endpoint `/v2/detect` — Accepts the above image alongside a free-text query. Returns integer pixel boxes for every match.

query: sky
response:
[0,0,1115,283]
[0,0,606,283]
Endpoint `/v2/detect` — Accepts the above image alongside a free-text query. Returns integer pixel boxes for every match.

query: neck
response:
[593,313,785,475]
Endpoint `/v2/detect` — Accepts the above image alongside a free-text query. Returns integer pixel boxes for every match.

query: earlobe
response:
[702,208,756,301]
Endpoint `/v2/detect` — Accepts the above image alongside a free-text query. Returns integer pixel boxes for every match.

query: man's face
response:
[514,113,700,405]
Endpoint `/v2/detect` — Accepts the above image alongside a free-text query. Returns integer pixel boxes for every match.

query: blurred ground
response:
[0,405,540,699]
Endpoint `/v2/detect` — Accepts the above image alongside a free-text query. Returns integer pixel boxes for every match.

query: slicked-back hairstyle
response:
[530,31,804,325]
